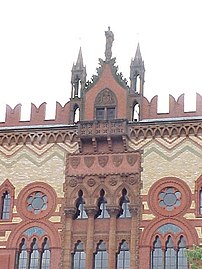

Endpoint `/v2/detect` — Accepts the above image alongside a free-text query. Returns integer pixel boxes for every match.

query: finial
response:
[105,26,114,62]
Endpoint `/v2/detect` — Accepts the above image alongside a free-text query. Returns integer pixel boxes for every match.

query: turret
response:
[71,47,86,98]
[130,43,145,95]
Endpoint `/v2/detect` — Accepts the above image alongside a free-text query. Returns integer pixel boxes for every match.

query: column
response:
[85,207,97,269]
[108,207,120,269]
[62,208,75,269]
[129,206,139,269]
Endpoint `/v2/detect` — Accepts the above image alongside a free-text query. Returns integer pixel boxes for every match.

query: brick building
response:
[0,28,202,269]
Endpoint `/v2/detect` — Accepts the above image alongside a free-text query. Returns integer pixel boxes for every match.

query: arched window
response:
[118,189,131,218]
[94,89,117,120]
[150,235,188,269]
[17,238,28,269]
[73,105,80,123]
[30,238,39,269]
[95,190,110,219]
[16,237,51,269]
[116,241,130,269]
[135,75,141,93]
[1,190,11,219]
[74,190,88,219]
[177,236,187,269]
[72,241,86,269]
[41,238,51,269]
[94,241,108,269]
[132,102,139,122]
[165,236,176,269]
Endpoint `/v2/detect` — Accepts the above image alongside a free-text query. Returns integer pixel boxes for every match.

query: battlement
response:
[0,101,72,127]
[0,93,201,128]
[141,93,202,120]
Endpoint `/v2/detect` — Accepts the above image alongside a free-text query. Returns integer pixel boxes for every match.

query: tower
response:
[130,43,145,95]
[71,47,86,99]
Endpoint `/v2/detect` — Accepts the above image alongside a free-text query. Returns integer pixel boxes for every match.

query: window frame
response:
[150,235,188,269]
[0,179,14,221]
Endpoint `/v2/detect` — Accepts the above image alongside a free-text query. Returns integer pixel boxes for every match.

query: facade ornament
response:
[105,26,114,62]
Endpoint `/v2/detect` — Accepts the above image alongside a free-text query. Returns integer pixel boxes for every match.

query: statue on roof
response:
[105,26,114,62]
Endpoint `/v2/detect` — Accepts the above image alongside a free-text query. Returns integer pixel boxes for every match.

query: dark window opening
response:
[118,189,131,218]
[95,190,110,219]
[74,190,88,219]
[1,190,11,219]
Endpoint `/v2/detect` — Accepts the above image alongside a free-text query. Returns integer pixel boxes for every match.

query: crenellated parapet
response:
[0,101,74,127]
[141,93,202,120]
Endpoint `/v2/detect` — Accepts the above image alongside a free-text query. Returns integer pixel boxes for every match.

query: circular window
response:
[148,177,191,217]
[27,192,48,214]
[16,182,57,220]
[159,187,181,211]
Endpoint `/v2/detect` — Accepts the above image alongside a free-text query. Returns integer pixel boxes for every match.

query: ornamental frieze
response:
[67,152,141,176]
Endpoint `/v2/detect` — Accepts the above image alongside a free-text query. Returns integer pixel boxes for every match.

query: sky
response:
[0,0,202,120]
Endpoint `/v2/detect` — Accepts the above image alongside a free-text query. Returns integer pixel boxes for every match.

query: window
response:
[94,88,117,120]
[94,241,108,269]
[72,241,86,269]
[74,190,88,219]
[132,103,139,122]
[116,241,130,269]
[95,190,110,219]
[16,237,51,269]
[151,235,188,269]
[1,190,11,219]
[95,107,115,120]
[118,189,131,218]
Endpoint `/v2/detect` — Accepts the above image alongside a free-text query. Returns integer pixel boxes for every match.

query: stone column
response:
[85,207,97,269]
[129,206,139,269]
[62,208,75,269]
[107,207,120,269]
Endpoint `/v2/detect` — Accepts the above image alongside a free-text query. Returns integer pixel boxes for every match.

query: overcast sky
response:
[0,0,202,120]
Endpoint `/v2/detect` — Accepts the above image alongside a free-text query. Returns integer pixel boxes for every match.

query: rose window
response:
[27,191,48,214]
[159,187,181,211]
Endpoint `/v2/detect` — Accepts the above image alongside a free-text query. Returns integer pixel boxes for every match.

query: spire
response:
[71,47,86,99]
[75,47,84,69]
[134,43,143,63]
[130,43,145,94]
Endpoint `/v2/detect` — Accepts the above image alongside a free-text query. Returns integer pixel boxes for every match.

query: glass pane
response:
[96,108,105,120]
[107,107,115,119]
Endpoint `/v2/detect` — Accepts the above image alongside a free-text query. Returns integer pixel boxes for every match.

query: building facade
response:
[0,28,202,269]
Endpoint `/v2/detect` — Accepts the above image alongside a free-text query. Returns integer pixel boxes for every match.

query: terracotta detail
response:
[95,88,117,106]
[87,178,96,187]
[112,154,124,167]
[84,156,95,168]
[148,177,192,217]
[16,182,57,220]
[70,157,80,169]
[98,156,109,167]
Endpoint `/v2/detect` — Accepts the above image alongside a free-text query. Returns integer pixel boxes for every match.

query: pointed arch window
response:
[74,190,88,219]
[41,238,51,269]
[150,235,188,269]
[17,239,28,269]
[116,241,130,269]
[94,88,117,120]
[72,241,86,269]
[16,237,51,269]
[118,189,131,218]
[73,105,80,124]
[94,241,108,269]
[95,190,110,219]
[132,102,140,122]
[1,190,11,219]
